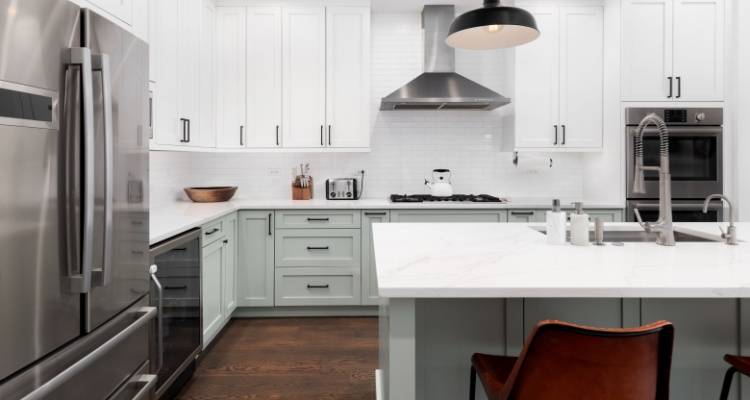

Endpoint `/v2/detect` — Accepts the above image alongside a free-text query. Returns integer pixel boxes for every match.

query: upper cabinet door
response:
[325,6,371,149]
[514,6,560,149]
[621,0,673,101]
[199,0,216,148]
[152,0,180,145]
[559,6,603,149]
[672,0,724,101]
[89,0,134,25]
[247,7,283,148]
[282,7,327,148]
[177,0,202,146]
[216,7,247,149]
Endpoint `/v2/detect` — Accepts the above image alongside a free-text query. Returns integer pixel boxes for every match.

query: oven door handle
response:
[632,202,723,210]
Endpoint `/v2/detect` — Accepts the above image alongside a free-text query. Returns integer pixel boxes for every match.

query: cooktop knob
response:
[696,112,706,122]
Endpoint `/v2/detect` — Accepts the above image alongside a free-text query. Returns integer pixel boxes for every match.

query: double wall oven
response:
[625,107,724,222]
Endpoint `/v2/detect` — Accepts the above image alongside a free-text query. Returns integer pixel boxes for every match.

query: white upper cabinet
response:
[559,6,603,148]
[622,0,724,101]
[325,6,371,149]
[177,0,203,147]
[199,0,216,148]
[514,4,603,151]
[672,0,724,101]
[151,0,180,145]
[247,7,283,148]
[515,6,560,149]
[282,6,327,148]
[216,7,247,149]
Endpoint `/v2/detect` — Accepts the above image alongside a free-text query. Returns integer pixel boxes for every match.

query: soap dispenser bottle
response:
[570,202,590,246]
[546,199,567,245]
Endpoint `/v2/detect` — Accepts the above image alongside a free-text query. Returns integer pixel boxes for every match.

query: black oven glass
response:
[635,208,719,223]
[151,236,202,389]
[641,136,717,181]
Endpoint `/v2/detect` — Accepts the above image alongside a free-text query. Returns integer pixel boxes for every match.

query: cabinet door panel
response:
[514,6,560,149]
[199,1,216,148]
[238,211,275,307]
[177,0,202,146]
[326,6,371,148]
[282,7,326,148]
[152,0,179,145]
[216,7,247,149]
[621,0,673,101]
[247,7,283,148]
[222,214,237,317]
[673,0,724,101]
[559,6,603,149]
[362,211,389,305]
[202,239,224,347]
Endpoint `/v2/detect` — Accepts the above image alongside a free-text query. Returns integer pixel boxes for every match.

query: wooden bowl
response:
[184,186,238,203]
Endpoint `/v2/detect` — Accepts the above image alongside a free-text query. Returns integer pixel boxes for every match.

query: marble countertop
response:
[149,198,623,244]
[372,222,750,298]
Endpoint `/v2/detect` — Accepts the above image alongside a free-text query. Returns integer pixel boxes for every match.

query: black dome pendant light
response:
[446,0,539,50]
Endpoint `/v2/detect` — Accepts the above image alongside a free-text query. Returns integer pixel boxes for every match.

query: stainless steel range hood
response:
[380,5,510,111]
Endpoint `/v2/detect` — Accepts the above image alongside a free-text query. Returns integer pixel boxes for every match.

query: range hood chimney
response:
[380,5,510,111]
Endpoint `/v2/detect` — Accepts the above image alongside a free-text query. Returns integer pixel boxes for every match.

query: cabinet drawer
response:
[275,267,360,306]
[202,219,225,246]
[275,229,361,268]
[274,210,361,229]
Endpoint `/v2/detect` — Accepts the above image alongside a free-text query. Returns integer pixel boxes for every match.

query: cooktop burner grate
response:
[389,194,508,203]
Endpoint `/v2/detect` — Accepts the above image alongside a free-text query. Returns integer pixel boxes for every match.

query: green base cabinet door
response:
[222,213,238,319]
[202,238,225,348]
[238,211,275,307]
[362,210,389,305]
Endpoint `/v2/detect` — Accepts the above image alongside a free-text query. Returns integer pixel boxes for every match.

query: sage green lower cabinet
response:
[201,238,225,348]
[237,211,275,307]
[362,210,390,305]
[521,299,624,340]
[390,210,508,223]
[222,213,237,319]
[585,209,624,222]
[275,267,361,306]
[275,229,361,268]
[508,209,545,223]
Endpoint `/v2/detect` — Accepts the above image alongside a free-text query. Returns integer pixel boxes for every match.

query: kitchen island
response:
[373,222,750,400]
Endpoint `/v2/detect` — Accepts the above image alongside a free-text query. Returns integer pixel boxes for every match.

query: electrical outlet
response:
[267,168,281,176]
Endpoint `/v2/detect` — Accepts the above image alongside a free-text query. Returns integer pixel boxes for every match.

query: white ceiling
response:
[371,0,482,13]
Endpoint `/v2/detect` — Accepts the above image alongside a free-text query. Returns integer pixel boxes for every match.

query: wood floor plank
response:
[177,317,378,400]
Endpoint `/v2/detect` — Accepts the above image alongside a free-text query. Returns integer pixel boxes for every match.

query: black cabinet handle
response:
[240,126,244,146]
[364,212,387,216]
[511,211,534,216]
[676,76,681,98]
[667,77,673,98]
[205,228,219,236]
[164,285,188,290]
[328,125,332,146]
[223,239,229,244]
[180,118,189,142]
[561,125,566,145]
[276,125,280,146]
[307,284,330,289]
[320,125,324,146]
[553,125,558,145]
[268,213,272,236]
[306,246,330,251]
[307,217,330,222]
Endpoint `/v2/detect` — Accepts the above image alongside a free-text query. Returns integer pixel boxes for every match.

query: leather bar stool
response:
[719,355,750,400]
[469,320,674,400]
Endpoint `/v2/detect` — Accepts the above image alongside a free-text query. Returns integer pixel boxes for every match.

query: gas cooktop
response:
[389,194,508,203]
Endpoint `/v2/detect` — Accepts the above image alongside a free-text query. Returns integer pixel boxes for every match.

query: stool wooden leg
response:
[720,367,737,400]
[469,366,476,400]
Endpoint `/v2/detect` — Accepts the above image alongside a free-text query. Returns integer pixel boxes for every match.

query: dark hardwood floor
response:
[177,317,378,400]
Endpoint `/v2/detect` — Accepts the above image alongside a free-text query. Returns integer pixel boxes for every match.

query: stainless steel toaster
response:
[326,178,359,200]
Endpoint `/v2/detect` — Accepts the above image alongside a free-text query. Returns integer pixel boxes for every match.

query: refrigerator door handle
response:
[92,53,114,288]
[63,47,95,294]
[149,265,164,373]
[130,374,158,400]
[19,307,157,400]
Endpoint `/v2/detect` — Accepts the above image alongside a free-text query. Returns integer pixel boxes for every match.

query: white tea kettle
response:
[424,169,453,197]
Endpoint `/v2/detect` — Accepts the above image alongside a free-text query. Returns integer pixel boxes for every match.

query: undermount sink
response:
[533,228,720,243]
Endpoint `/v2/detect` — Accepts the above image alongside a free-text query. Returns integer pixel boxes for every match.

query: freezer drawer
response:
[0,297,155,400]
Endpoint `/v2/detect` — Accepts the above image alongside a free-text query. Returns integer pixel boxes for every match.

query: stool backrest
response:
[501,320,674,400]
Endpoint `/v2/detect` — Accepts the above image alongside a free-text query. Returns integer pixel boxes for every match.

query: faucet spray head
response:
[632,159,646,194]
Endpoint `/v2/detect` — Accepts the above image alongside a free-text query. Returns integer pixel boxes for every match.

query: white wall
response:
[150,11,624,208]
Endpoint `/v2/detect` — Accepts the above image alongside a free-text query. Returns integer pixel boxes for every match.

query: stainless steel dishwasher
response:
[149,229,202,399]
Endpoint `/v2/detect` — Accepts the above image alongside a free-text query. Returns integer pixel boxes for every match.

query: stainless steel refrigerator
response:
[0,0,152,399]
